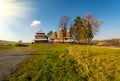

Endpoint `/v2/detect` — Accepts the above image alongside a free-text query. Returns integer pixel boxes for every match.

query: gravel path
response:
[0,47,34,81]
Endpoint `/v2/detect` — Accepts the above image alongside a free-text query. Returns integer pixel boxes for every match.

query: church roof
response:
[53,30,56,32]
[67,30,69,32]
[59,27,63,30]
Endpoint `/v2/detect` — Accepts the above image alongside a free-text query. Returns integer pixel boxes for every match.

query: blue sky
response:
[0,0,120,42]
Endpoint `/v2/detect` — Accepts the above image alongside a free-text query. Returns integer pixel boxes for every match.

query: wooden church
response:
[51,28,72,43]
[34,27,73,43]
[34,30,48,43]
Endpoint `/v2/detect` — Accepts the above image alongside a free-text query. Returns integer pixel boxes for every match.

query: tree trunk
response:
[87,43,90,54]
[87,39,91,54]
[79,39,80,44]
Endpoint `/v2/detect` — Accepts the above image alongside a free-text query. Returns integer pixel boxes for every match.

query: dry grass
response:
[5,44,120,81]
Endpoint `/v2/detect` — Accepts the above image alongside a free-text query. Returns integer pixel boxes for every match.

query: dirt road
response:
[0,47,34,81]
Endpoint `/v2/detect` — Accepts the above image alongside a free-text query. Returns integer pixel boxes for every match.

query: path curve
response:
[0,47,34,81]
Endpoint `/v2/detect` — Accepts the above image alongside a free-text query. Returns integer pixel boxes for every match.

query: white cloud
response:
[30,20,41,26]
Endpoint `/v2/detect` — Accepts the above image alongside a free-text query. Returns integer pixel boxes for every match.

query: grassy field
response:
[6,44,120,81]
[0,40,16,50]
[0,45,15,51]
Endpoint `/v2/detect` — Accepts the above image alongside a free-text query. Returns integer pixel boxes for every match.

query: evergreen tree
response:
[74,16,83,43]
[47,31,52,40]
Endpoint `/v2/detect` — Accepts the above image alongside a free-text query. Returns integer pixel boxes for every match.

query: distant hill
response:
[96,38,120,47]
[0,40,17,46]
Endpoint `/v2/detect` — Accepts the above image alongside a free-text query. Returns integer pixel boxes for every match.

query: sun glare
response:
[0,0,31,21]
[0,0,32,41]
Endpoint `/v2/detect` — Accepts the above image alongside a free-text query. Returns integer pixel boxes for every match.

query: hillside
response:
[6,44,120,81]
[96,38,120,47]
[0,40,17,46]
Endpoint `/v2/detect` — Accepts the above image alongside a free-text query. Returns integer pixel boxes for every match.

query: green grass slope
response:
[7,44,120,81]
[96,39,120,47]
[0,40,16,45]
[0,40,17,50]
[0,45,15,50]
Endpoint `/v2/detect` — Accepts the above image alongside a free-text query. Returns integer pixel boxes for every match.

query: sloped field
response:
[7,44,120,81]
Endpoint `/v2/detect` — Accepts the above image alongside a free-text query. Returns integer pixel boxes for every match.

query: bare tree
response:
[60,16,70,28]
[59,16,70,42]
[84,13,103,54]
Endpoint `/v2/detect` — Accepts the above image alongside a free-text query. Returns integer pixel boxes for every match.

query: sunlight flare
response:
[0,0,31,21]
[0,0,33,41]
